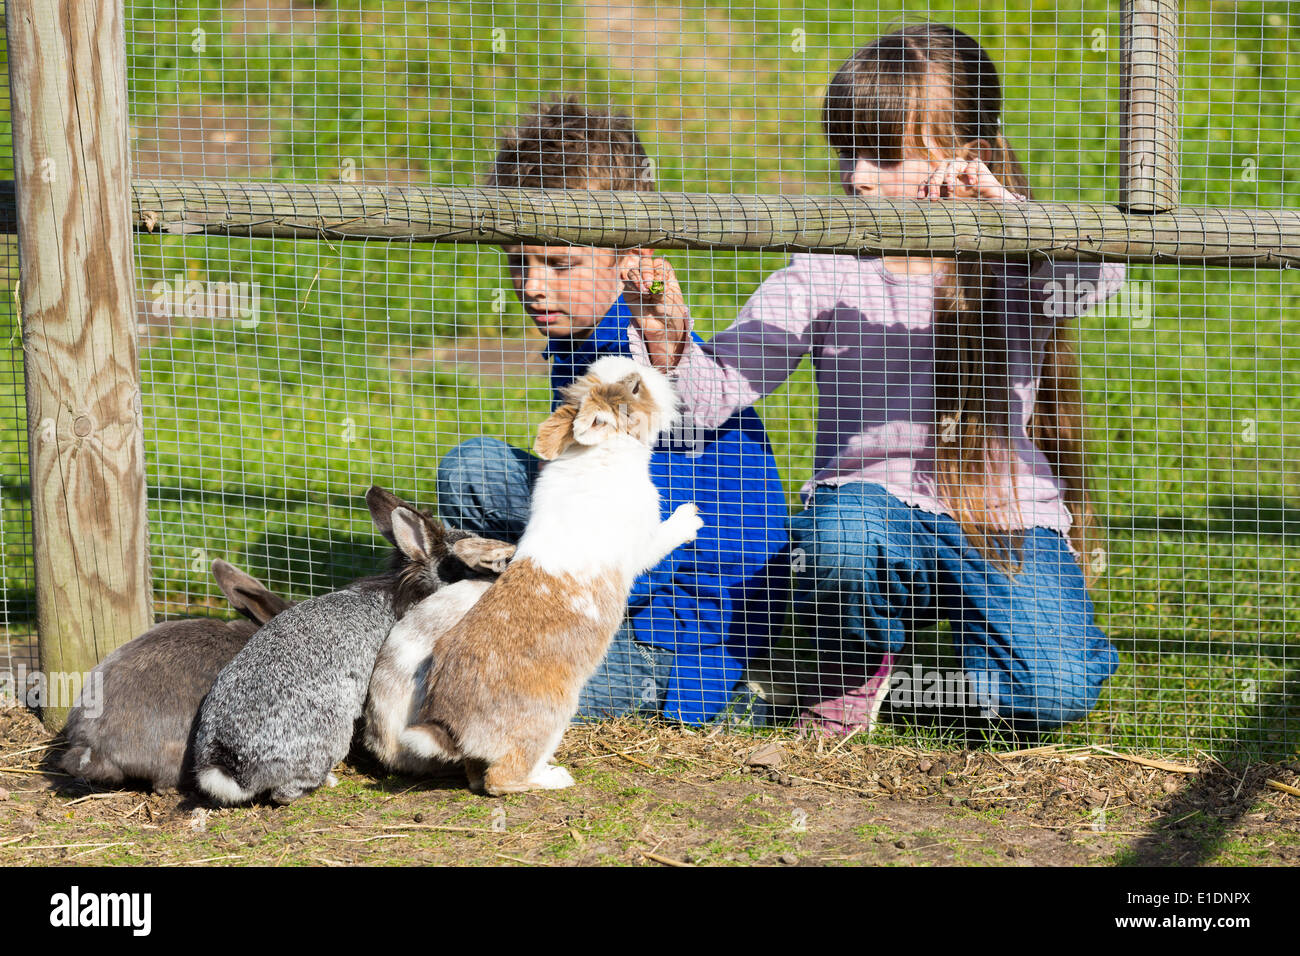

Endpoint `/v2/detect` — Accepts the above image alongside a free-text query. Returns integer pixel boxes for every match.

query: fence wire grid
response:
[1,0,1297,761]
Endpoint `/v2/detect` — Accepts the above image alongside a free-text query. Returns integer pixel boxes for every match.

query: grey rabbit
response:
[59,560,292,793]
[192,484,515,805]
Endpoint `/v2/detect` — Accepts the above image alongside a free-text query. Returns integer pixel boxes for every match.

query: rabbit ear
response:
[212,559,292,626]
[450,537,516,574]
[391,507,436,562]
[534,404,578,460]
[366,485,412,545]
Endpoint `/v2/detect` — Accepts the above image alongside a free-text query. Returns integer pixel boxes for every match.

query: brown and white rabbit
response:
[363,513,514,774]
[59,560,292,793]
[399,355,703,795]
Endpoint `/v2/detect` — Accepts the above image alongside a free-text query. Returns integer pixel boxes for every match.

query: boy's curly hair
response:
[487,95,655,193]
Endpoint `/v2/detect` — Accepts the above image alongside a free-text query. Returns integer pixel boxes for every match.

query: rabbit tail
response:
[196,765,256,805]
[398,721,460,762]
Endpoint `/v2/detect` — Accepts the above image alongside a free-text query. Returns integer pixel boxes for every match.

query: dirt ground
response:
[1,703,1297,867]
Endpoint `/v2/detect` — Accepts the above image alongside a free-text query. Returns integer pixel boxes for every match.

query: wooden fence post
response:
[6,0,153,729]
[1119,0,1181,213]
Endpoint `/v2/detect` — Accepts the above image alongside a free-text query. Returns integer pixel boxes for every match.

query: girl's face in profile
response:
[838,151,941,200]
[837,143,958,276]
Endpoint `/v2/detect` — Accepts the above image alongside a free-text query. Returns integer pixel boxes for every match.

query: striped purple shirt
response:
[628,253,1127,558]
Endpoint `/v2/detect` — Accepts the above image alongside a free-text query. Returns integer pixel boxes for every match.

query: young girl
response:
[620,23,1125,737]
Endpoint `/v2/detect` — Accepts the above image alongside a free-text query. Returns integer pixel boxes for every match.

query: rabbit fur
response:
[192,486,512,805]
[399,355,704,795]
[59,560,291,793]
[364,503,513,775]
[364,578,496,774]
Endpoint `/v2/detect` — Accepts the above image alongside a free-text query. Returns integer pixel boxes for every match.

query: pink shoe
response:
[795,653,896,738]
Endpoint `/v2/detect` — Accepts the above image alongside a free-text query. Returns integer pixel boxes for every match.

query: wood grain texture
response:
[124,180,1297,266]
[7,0,153,729]
[1119,0,1180,213]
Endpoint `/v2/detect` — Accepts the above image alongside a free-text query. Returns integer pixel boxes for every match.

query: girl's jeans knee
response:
[789,482,1118,729]
[944,525,1119,728]
[789,483,941,667]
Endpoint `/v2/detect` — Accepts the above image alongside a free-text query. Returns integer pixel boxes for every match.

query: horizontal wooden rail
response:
[0,180,1296,266]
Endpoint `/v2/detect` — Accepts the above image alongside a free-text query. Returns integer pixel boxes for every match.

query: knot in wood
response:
[73,415,94,438]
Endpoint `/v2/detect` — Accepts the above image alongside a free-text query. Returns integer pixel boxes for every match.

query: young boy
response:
[436,96,790,724]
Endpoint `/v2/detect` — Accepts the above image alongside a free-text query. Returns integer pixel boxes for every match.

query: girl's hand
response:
[620,248,689,372]
[919,158,1026,203]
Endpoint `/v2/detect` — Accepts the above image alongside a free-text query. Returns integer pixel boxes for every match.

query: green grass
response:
[2,1,1299,762]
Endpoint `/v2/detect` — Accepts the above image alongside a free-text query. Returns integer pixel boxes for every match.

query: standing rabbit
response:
[365,576,507,775]
[400,355,704,795]
[59,560,292,793]
[192,485,514,805]
[364,492,515,774]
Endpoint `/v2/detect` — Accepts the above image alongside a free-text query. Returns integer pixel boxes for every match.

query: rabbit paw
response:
[530,764,576,790]
[669,502,705,543]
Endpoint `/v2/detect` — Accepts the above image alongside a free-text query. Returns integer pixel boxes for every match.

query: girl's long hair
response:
[823,22,1099,585]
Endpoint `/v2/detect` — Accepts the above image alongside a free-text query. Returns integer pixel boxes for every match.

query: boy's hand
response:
[919,159,1026,203]
[620,248,689,372]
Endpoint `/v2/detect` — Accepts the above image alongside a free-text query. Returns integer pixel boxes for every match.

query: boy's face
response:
[503,244,624,339]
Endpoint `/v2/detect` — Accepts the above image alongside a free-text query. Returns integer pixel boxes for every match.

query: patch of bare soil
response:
[394,330,551,381]
[221,0,332,39]
[133,104,277,182]
[2,705,1297,867]
[131,96,429,188]
[581,0,747,82]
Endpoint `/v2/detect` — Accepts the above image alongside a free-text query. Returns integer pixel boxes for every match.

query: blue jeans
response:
[437,437,763,723]
[788,482,1118,730]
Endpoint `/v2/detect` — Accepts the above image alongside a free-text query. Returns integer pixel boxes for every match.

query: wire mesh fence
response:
[0,8,23,692]
[0,1,1296,761]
